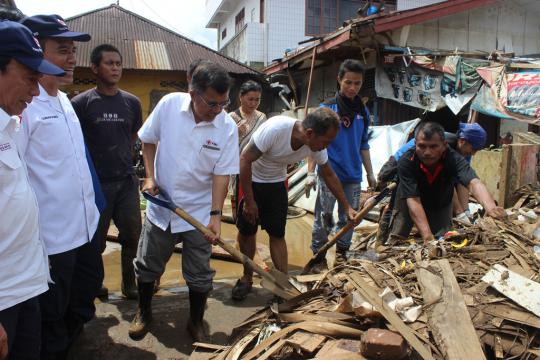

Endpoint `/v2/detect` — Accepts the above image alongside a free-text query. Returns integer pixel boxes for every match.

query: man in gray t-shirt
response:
[72,44,142,300]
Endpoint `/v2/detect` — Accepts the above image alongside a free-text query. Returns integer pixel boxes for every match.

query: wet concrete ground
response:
[69,214,324,359]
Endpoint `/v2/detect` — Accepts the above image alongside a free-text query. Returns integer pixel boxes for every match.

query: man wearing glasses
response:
[129,62,239,342]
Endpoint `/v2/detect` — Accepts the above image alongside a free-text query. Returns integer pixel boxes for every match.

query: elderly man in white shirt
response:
[16,15,103,358]
[129,62,239,343]
[0,21,65,360]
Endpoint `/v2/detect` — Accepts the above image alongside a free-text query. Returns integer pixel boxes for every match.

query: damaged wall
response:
[392,1,540,54]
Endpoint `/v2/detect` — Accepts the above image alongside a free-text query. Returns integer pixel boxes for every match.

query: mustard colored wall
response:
[63,68,187,118]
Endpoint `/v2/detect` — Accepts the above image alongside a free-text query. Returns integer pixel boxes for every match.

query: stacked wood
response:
[191,212,540,359]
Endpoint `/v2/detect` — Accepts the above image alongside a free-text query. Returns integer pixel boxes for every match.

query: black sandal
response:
[231,279,253,301]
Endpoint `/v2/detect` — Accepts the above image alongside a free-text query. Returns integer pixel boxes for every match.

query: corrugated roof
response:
[66,5,259,74]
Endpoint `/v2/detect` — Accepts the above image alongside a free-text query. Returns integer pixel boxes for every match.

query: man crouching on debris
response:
[232,107,357,301]
[388,121,505,244]
[129,62,239,342]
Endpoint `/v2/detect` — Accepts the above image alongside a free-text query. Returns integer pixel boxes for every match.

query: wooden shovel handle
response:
[171,206,282,287]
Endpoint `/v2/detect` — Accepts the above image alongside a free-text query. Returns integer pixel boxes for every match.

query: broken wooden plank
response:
[416,259,486,360]
[315,339,366,359]
[481,304,540,329]
[287,330,326,353]
[346,272,434,360]
[481,264,540,317]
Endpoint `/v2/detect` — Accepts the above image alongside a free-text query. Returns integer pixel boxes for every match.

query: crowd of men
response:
[0,8,505,360]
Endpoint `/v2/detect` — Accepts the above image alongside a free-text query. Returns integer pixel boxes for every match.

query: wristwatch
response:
[210,209,222,216]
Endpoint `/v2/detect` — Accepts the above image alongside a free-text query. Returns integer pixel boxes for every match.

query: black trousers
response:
[39,237,103,357]
[0,297,41,359]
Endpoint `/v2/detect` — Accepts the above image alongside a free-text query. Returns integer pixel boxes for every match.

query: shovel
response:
[142,191,302,300]
[302,182,397,274]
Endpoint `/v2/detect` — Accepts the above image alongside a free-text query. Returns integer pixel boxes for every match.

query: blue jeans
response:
[311,176,361,253]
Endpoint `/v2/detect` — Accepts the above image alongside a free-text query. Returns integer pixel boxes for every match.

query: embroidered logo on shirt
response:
[41,115,59,120]
[97,113,124,123]
[0,143,12,151]
[202,139,220,151]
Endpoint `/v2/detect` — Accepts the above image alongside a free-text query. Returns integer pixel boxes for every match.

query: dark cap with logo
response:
[22,14,91,42]
[0,20,65,76]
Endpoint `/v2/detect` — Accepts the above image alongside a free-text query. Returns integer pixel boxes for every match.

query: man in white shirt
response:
[232,108,357,301]
[129,62,239,342]
[0,21,65,359]
[16,15,102,359]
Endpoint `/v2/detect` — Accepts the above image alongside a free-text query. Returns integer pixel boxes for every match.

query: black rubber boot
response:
[128,282,154,340]
[186,290,210,342]
[121,249,138,299]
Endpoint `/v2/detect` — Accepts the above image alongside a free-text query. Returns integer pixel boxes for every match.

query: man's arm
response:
[239,139,263,224]
[319,162,356,221]
[206,174,229,243]
[141,142,158,194]
[361,149,376,188]
[0,323,7,360]
[406,197,434,243]
[468,178,506,218]
[305,156,317,197]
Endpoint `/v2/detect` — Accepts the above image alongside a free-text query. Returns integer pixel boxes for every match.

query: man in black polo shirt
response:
[72,44,142,299]
[389,122,505,244]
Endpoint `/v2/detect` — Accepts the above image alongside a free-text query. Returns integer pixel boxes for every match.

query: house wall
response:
[63,68,186,118]
[218,0,260,49]
[393,1,540,55]
[266,0,310,64]
[397,0,446,11]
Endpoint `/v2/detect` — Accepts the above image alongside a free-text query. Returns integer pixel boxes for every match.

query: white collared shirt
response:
[16,85,99,255]
[0,108,48,311]
[138,92,239,233]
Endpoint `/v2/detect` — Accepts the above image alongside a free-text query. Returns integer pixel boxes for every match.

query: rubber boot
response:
[334,248,348,268]
[186,290,210,342]
[128,282,154,340]
[121,248,138,299]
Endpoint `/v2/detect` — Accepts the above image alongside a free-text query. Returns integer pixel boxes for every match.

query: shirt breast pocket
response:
[0,147,26,196]
[195,146,221,173]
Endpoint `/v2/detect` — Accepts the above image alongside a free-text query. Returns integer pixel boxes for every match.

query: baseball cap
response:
[0,20,65,76]
[22,14,91,42]
[458,122,487,150]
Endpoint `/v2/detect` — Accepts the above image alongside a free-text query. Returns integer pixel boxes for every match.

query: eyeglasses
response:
[197,92,230,110]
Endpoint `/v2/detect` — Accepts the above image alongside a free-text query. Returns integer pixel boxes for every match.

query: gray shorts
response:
[133,216,215,293]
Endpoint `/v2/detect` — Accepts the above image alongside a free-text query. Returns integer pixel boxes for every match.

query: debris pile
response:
[192,186,540,360]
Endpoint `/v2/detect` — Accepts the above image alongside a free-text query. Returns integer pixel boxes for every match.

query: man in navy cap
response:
[15,15,102,359]
[0,20,64,360]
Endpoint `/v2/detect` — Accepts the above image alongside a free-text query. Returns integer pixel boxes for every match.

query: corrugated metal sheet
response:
[134,41,171,70]
[66,5,258,74]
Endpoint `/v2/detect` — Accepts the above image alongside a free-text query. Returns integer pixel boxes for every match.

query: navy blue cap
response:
[22,14,91,42]
[458,122,487,150]
[0,20,65,76]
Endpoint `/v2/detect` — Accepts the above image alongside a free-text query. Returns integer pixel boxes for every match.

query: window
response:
[306,0,337,36]
[235,8,245,34]
[221,28,227,39]
[251,8,256,22]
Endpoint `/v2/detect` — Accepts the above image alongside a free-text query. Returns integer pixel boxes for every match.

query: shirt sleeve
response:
[453,151,477,187]
[252,122,275,153]
[360,106,370,150]
[214,123,240,175]
[132,97,143,135]
[397,156,420,199]
[312,149,328,165]
[138,97,163,144]
[71,95,83,121]
[394,139,415,161]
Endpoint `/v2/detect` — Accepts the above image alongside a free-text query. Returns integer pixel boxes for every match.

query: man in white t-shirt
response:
[232,107,357,301]
[129,62,239,342]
